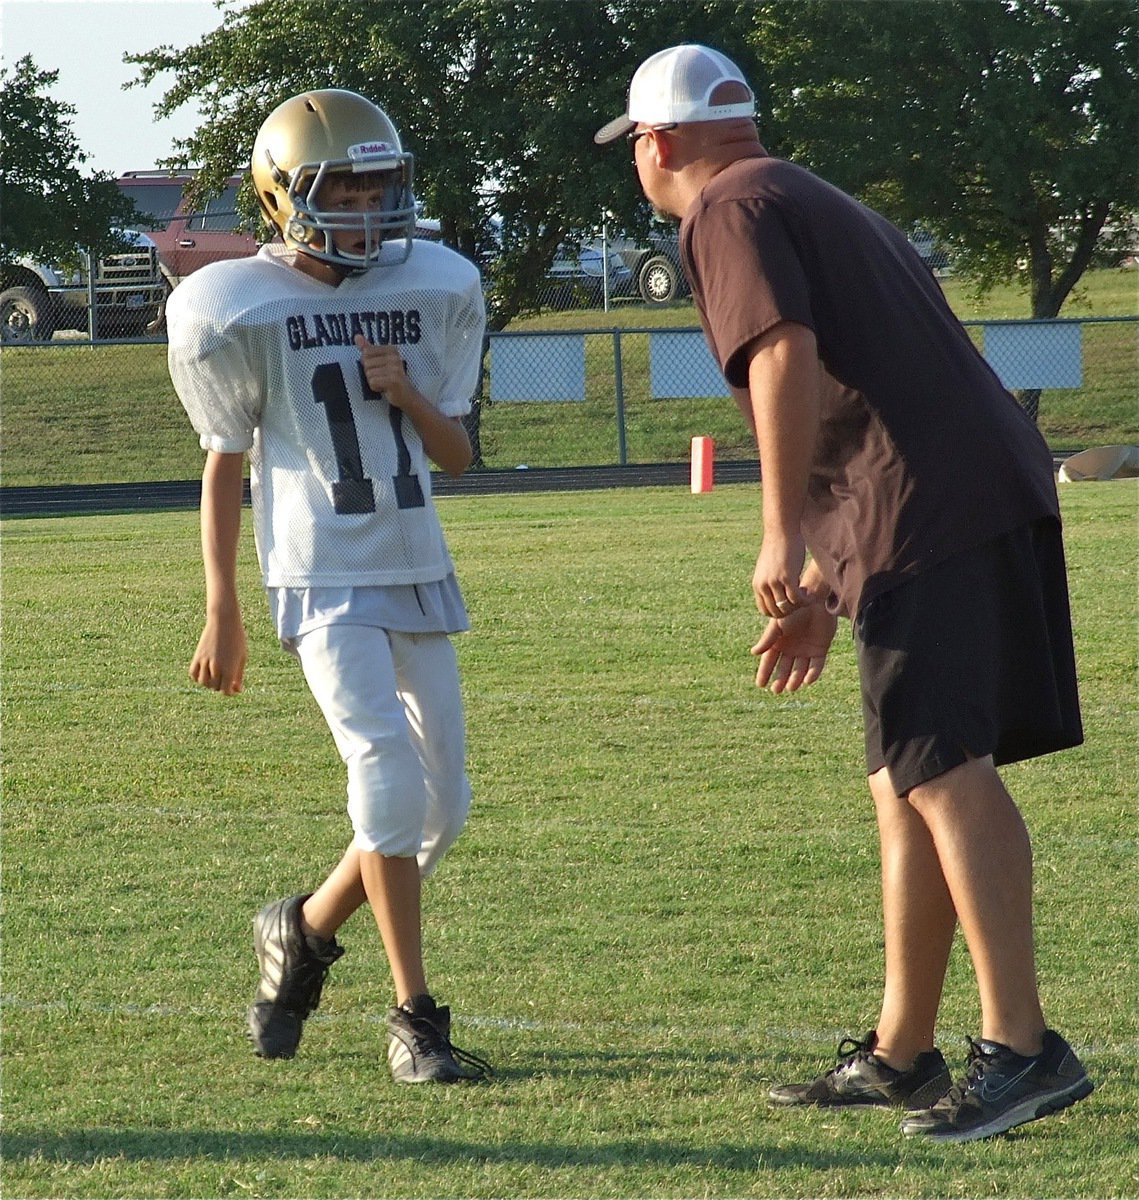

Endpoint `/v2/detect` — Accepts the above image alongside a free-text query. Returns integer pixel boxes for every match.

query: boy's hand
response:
[354,335,472,476]
[190,615,248,696]
[355,334,412,409]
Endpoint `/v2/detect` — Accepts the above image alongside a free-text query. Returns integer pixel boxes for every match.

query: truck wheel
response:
[101,308,158,338]
[0,286,54,342]
[146,282,172,336]
[639,255,679,304]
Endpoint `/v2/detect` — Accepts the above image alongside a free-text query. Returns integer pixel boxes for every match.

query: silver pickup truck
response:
[0,229,167,342]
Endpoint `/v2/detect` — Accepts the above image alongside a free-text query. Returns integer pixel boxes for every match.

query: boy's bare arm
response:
[190,450,248,696]
[354,335,473,477]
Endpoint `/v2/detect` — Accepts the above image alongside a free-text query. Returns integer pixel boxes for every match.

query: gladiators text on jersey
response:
[285,309,422,352]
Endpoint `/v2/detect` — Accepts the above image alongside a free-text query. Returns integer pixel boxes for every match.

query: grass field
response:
[2,481,1136,1199]
[1,269,1135,487]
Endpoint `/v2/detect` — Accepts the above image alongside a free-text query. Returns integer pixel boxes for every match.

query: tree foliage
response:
[0,56,136,264]
[127,0,759,329]
[128,0,1136,324]
[749,0,1139,317]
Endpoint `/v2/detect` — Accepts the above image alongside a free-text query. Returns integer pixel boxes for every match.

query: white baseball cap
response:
[595,44,755,145]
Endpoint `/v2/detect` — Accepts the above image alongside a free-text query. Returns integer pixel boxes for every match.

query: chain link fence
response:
[477,315,1137,467]
[1,314,1135,491]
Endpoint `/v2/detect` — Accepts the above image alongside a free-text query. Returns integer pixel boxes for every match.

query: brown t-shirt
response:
[680,150,1059,618]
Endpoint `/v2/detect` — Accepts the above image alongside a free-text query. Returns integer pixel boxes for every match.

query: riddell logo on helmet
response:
[348,141,393,158]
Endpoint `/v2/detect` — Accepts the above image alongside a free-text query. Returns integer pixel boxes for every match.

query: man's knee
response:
[904,754,1006,820]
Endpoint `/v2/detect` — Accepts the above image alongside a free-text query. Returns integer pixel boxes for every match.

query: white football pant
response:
[294,624,471,876]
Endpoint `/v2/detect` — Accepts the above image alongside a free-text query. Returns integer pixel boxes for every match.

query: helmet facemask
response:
[271,155,415,270]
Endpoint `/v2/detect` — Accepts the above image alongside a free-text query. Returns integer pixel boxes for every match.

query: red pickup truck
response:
[116,170,260,289]
[116,171,448,330]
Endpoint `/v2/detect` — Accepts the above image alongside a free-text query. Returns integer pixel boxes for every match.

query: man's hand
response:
[752,532,810,619]
[750,600,838,693]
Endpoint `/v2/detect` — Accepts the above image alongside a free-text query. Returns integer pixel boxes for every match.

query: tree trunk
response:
[1019,202,1110,422]
[1015,388,1042,422]
[462,396,484,468]
[461,334,491,468]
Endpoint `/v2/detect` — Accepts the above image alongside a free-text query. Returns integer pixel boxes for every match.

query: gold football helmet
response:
[251,89,416,269]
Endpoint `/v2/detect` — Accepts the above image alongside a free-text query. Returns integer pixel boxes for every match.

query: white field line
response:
[2,797,1135,853]
[0,992,831,1041]
[0,994,1132,1061]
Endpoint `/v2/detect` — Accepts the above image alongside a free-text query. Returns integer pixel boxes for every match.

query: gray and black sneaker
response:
[386,993,492,1084]
[248,893,344,1059]
[770,1030,951,1110]
[900,1029,1093,1142]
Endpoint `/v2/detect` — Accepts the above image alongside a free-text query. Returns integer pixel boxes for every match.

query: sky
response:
[1,0,233,175]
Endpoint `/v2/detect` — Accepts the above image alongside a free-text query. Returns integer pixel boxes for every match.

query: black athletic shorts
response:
[854,517,1083,796]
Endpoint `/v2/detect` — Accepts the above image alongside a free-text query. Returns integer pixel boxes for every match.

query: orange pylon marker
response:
[691,436,715,493]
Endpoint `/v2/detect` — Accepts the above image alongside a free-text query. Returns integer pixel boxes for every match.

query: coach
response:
[596,44,1091,1143]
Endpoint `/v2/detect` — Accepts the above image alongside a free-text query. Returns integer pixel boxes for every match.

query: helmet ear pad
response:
[285,218,310,245]
[250,89,417,268]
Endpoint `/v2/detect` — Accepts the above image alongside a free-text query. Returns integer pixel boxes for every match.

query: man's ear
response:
[652,129,676,169]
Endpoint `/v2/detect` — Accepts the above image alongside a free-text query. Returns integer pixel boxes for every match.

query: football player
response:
[168,88,491,1083]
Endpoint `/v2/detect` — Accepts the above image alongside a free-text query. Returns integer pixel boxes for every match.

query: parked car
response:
[412,216,445,243]
[115,170,260,289]
[607,231,689,304]
[544,242,634,310]
[0,230,166,342]
[908,226,952,274]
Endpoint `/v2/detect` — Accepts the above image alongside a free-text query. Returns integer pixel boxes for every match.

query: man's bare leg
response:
[905,756,1045,1056]
[869,766,958,1068]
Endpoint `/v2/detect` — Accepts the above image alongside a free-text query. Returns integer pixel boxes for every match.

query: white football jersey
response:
[167,241,485,587]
